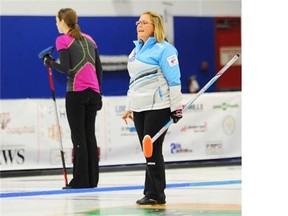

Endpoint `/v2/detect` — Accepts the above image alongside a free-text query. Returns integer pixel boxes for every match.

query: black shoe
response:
[62,186,73,189]
[136,196,166,205]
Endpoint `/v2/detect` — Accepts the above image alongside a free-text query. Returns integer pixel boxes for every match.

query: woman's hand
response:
[122,111,134,125]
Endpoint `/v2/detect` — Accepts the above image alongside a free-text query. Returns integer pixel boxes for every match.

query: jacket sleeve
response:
[52,49,70,75]
[95,48,103,94]
[160,45,183,112]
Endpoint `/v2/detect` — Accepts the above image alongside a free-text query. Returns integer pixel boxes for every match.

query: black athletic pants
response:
[65,88,102,188]
[133,108,170,202]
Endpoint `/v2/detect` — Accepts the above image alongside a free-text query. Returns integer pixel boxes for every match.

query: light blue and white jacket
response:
[126,37,182,112]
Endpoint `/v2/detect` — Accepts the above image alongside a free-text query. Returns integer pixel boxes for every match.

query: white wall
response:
[1,92,241,171]
[0,0,241,17]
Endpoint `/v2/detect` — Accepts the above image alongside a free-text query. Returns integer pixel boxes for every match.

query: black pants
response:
[65,88,102,188]
[133,108,170,202]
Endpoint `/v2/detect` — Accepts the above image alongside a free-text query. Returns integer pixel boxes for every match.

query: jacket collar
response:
[133,37,156,52]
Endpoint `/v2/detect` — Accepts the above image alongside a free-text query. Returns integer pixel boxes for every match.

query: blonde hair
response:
[141,11,166,42]
[58,8,83,40]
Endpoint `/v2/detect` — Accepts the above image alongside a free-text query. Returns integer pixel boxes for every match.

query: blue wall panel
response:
[0,16,216,99]
[174,17,216,93]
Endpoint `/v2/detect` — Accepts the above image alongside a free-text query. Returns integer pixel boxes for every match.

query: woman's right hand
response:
[122,111,134,125]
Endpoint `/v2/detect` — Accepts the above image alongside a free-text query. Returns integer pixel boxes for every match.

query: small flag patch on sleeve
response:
[167,54,179,67]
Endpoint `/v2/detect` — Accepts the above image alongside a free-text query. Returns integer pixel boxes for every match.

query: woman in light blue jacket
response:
[122,11,183,205]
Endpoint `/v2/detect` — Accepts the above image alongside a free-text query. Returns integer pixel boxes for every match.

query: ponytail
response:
[68,24,83,40]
